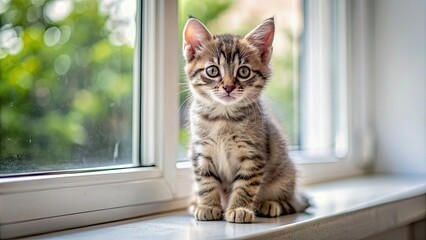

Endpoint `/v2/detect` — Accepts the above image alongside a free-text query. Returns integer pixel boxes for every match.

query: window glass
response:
[299,0,348,155]
[0,0,136,175]
[178,0,303,159]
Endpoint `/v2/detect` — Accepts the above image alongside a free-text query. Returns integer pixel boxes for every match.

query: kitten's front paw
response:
[225,207,255,223]
[194,205,222,221]
[257,201,282,217]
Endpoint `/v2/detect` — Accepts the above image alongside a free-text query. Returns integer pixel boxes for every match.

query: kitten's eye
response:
[237,66,251,79]
[206,66,220,78]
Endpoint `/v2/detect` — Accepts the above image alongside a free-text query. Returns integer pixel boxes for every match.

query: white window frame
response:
[0,0,373,238]
[293,0,372,185]
[0,1,187,238]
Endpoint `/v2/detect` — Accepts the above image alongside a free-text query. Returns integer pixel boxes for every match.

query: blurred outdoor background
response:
[178,0,303,159]
[0,0,135,174]
[0,0,302,173]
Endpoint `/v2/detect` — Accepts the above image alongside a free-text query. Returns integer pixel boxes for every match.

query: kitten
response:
[183,17,309,223]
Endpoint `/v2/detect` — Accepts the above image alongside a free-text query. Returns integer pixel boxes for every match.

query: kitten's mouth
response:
[217,93,237,104]
[223,95,235,99]
[221,94,236,101]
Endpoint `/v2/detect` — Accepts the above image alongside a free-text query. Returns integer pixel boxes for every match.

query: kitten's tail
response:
[188,200,197,215]
[289,192,311,213]
[187,190,198,215]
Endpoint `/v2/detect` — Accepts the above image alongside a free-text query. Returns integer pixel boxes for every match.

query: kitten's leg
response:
[192,154,222,221]
[225,158,264,223]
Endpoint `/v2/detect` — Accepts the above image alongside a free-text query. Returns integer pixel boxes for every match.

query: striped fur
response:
[183,17,309,223]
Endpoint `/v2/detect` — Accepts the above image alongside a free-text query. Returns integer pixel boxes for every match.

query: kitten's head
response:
[183,17,274,106]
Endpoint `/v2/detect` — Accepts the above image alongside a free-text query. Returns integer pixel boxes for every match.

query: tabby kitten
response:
[183,17,309,223]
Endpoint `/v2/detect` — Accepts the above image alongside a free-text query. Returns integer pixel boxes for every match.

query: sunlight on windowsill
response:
[34,174,426,240]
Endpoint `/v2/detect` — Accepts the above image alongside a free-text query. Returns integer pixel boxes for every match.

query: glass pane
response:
[178,0,303,160]
[299,0,348,155]
[0,0,137,175]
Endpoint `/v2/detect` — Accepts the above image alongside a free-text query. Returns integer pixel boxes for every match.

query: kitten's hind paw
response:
[225,207,255,223]
[257,200,282,217]
[194,205,222,221]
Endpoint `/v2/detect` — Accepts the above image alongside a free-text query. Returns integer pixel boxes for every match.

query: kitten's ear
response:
[244,18,275,62]
[183,17,213,62]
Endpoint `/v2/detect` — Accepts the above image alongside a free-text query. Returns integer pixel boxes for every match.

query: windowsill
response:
[32,174,426,240]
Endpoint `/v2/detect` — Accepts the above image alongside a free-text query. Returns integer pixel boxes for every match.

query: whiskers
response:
[243,90,265,130]
[172,85,193,124]
[209,87,222,101]
[178,88,191,96]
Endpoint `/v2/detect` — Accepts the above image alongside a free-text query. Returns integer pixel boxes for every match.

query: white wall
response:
[373,0,426,174]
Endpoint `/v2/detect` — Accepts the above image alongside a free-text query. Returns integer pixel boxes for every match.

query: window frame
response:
[295,0,367,185]
[0,0,373,238]
[0,0,187,238]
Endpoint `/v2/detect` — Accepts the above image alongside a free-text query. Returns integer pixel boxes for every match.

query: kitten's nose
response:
[223,84,235,94]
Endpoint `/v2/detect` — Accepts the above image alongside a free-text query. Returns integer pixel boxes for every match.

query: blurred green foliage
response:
[0,0,133,174]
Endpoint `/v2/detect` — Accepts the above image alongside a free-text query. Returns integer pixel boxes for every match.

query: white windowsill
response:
[30,174,426,240]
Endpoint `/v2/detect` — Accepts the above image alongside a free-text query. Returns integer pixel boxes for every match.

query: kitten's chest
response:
[210,133,241,183]
[190,105,261,182]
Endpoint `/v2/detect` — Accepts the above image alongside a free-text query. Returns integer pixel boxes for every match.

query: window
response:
[0,0,370,238]
[0,1,182,238]
[0,0,137,175]
[300,0,348,156]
